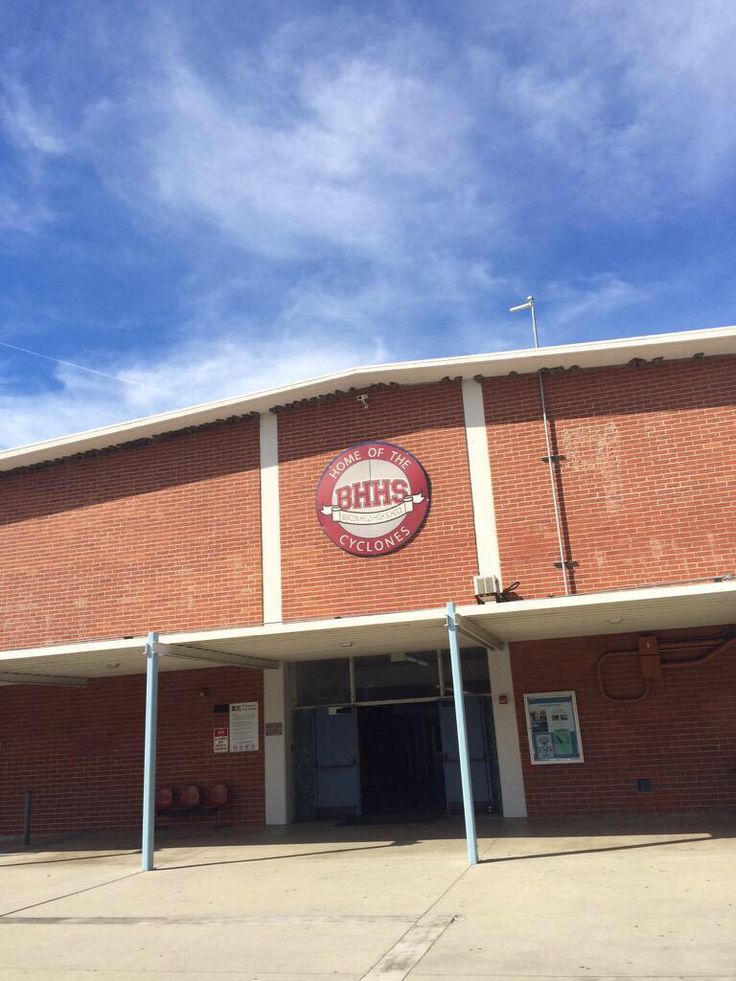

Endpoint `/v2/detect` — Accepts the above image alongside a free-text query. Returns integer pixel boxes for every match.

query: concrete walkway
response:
[0,814,734,980]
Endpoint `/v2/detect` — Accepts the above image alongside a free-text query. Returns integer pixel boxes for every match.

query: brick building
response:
[1,324,735,840]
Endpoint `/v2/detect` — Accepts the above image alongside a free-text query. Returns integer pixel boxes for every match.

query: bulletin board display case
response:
[523,691,584,765]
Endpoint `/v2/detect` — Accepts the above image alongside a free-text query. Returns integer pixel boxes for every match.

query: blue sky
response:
[1,1,735,449]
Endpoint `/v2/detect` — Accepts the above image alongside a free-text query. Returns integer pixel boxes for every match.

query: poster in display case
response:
[523,691,584,764]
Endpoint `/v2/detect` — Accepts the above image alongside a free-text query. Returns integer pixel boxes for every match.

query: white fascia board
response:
[161,606,447,647]
[458,579,736,642]
[1,324,734,472]
[0,635,148,664]
[1,580,734,667]
[0,608,447,665]
[458,578,736,620]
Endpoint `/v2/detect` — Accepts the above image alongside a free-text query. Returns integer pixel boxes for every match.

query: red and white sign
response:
[213,726,229,753]
[316,441,430,556]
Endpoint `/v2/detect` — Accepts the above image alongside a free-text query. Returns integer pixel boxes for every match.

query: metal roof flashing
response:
[1,323,735,473]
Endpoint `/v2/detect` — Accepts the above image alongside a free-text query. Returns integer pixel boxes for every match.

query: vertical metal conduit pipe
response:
[510,296,570,596]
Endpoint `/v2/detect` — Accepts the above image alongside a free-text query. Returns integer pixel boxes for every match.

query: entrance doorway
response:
[358,703,445,816]
[291,650,500,821]
[292,696,498,820]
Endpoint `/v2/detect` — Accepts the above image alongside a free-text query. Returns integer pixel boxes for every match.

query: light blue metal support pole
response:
[141,631,159,872]
[446,602,479,865]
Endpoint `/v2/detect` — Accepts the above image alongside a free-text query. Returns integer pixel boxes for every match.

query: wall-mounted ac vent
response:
[473,574,500,601]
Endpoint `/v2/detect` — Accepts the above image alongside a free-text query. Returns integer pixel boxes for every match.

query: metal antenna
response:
[509,296,539,348]
[509,295,570,595]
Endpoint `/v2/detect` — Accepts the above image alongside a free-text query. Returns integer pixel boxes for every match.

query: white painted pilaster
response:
[461,378,501,579]
[264,663,293,825]
[462,377,526,817]
[488,646,527,817]
[259,412,282,624]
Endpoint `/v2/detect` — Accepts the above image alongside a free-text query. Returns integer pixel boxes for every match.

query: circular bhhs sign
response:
[316,440,430,557]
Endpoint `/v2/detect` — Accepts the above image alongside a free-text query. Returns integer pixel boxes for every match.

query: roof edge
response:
[2,323,735,472]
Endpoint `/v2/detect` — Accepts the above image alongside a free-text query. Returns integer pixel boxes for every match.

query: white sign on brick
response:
[229,702,259,752]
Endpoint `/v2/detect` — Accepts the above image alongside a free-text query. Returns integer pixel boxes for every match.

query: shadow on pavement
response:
[1,811,734,870]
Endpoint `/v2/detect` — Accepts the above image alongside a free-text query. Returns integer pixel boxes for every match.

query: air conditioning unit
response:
[473,574,500,602]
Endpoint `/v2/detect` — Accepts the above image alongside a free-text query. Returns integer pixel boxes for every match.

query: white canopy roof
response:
[1,579,733,686]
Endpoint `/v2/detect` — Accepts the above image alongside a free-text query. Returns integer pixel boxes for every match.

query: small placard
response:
[229,702,259,752]
[265,722,283,737]
[213,726,229,753]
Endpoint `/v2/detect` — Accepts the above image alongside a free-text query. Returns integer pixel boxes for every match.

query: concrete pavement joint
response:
[359,845,486,981]
[0,972,362,978]
[360,915,456,980]
[0,913,417,926]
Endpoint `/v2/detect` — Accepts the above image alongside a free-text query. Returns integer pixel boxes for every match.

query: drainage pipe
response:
[529,300,570,596]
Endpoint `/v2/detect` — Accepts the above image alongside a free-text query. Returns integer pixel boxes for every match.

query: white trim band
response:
[259,412,283,624]
[488,646,527,817]
[462,378,501,580]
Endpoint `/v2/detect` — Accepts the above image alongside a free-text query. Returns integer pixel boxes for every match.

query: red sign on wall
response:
[316,441,430,557]
[213,726,229,753]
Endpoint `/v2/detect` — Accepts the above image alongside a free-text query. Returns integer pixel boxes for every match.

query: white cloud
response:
[0,81,65,155]
[4,4,736,242]
[0,265,651,451]
[492,2,736,212]
[0,77,66,232]
[544,275,647,332]
[75,29,482,261]
[0,328,387,450]
[1,2,734,452]
[0,191,54,234]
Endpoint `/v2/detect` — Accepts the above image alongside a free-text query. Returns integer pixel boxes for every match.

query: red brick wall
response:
[278,381,478,620]
[510,628,736,816]
[485,355,736,598]
[0,419,262,650]
[0,666,264,836]
[4,355,733,648]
